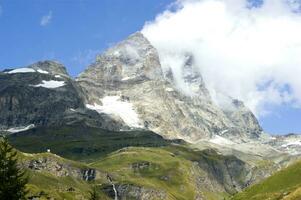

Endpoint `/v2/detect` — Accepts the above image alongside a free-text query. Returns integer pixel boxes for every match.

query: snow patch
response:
[6,124,35,133]
[37,69,49,74]
[113,51,121,57]
[165,87,174,92]
[210,135,235,146]
[121,76,136,81]
[86,96,141,128]
[32,80,65,89]
[6,68,36,74]
[281,141,301,147]
[220,129,229,135]
[55,75,62,78]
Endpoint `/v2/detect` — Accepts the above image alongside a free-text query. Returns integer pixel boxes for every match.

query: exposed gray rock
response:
[77,32,263,142]
[29,60,69,77]
[0,60,126,132]
[101,183,167,200]
[22,155,99,181]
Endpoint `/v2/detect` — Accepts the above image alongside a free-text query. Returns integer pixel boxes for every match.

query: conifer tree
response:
[0,137,28,200]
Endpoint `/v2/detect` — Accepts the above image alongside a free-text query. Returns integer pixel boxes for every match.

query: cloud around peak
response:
[40,11,52,26]
[142,0,301,117]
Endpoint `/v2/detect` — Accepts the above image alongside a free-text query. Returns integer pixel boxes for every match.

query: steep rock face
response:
[77,32,263,142]
[0,61,124,131]
[101,184,167,200]
[219,99,263,141]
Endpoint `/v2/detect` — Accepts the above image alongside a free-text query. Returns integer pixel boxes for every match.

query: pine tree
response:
[0,137,28,200]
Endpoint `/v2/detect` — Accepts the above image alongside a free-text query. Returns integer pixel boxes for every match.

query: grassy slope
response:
[91,147,197,200]
[8,125,171,162]
[5,125,248,199]
[231,160,301,200]
[16,145,230,200]
[91,146,230,200]
[17,152,108,200]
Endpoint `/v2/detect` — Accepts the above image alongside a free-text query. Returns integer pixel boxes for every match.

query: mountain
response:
[0,61,126,132]
[1,32,301,200]
[76,32,301,164]
[77,32,263,143]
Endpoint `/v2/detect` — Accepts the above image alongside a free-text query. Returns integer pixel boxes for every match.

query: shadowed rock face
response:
[0,60,125,131]
[77,32,263,142]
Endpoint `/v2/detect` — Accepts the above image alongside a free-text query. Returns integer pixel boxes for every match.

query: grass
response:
[231,160,301,200]
[91,146,236,200]
[90,147,197,200]
[4,125,250,200]
[8,125,171,162]
[14,144,234,200]
[15,152,106,200]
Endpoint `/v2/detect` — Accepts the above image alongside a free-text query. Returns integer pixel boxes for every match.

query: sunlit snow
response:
[86,96,141,128]
[32,80,66,88]
[6,124,35,133]
[281,141,301,147]
[121,76,136,81]
[6,68,36,74]
[209,135,235,145]
[37,69,49,74]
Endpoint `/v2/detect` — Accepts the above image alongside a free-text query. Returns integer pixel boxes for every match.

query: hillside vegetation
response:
[231,160,301,200]
[14,145,238,200]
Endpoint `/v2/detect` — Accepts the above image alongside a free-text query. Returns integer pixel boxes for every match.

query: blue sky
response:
[0,0,300,134]
[0,0,173,76]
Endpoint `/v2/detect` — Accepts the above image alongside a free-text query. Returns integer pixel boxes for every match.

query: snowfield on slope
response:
[31,80,66,88]
[5,124,35,133]
[86,96,141,128]
[209,135,235,145]
[36,69,49,74]
[6,68,36,74]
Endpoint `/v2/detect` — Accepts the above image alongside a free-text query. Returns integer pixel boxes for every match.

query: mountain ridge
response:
[1,32,301,157]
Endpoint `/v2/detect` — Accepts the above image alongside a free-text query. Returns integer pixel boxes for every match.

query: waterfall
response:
[112,182,118,200]
[107,174,118,200]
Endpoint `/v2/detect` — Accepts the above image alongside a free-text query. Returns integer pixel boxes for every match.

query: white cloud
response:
[142,0,301,117]
[40,11,52,26]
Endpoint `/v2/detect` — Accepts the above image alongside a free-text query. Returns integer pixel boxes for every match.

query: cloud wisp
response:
[142,0,301,117]
[40,11,52,26]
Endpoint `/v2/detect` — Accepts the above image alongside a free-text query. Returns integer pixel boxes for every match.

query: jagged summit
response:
[28,60,69,77]
[1,60,69,77]
[78,32,163,86]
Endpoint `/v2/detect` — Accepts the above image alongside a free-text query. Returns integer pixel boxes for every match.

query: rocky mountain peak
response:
[84,32,163,83]
[28,60,69,77]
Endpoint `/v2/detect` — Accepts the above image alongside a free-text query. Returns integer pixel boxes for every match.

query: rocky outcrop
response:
[101,184,167,200]
[22,155,98,181]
